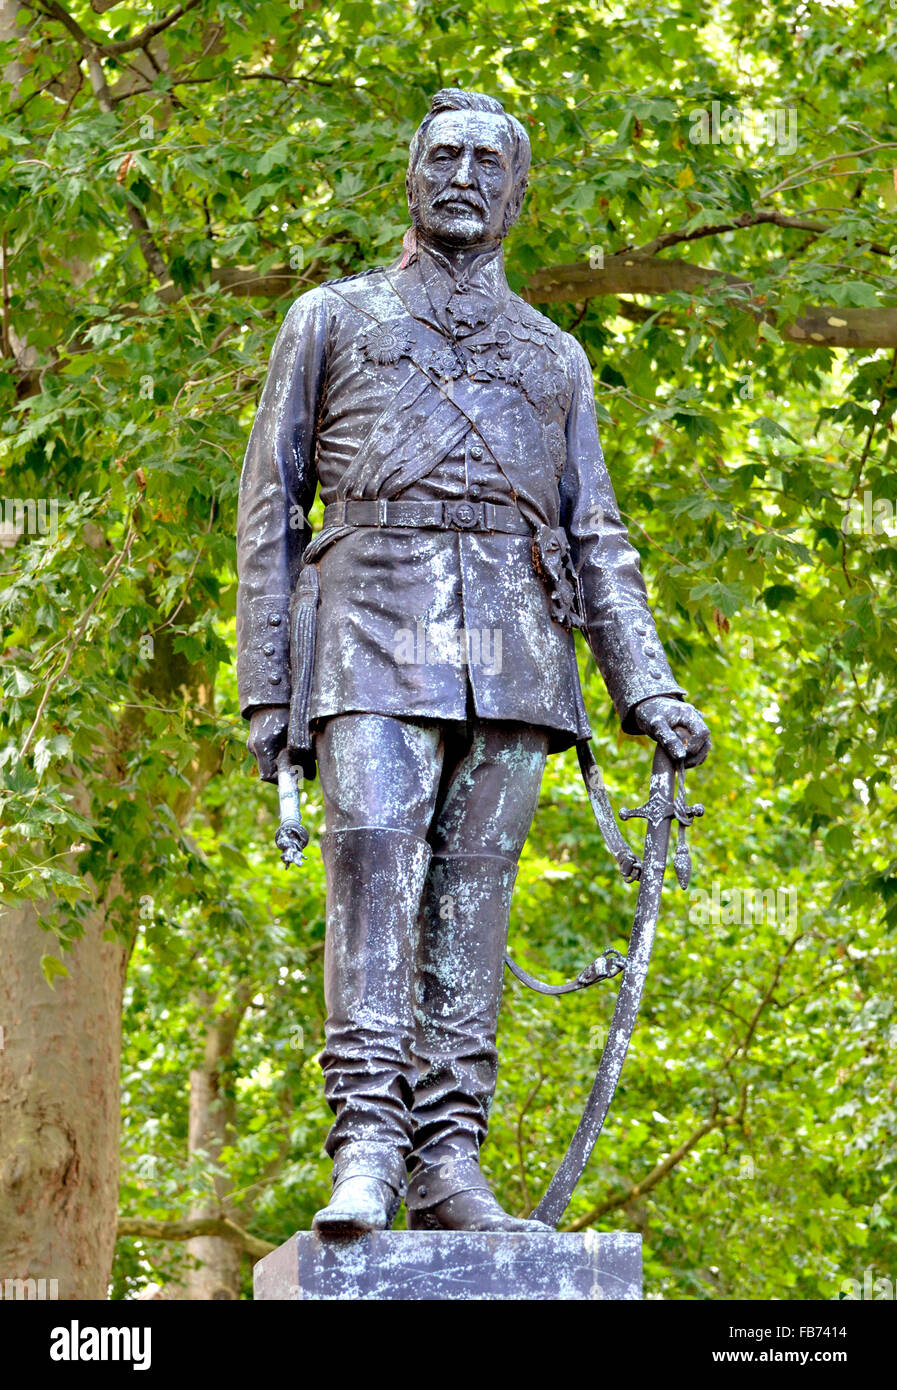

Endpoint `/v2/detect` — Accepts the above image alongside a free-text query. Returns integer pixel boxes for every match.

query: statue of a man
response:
[236,89,709,1237]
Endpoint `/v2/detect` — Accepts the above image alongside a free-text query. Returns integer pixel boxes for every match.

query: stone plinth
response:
[253,1229,641,1301]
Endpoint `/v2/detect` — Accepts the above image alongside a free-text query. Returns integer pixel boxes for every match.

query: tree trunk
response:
[0,903,128,1300]
[182,1005,246,1300]
[0,628,220,1300]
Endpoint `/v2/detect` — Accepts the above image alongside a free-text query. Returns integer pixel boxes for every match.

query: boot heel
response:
[386,1189,403,1228]
[407,1207,442,1231]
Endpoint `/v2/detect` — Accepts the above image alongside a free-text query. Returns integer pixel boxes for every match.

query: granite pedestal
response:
[253,1230,641,1301]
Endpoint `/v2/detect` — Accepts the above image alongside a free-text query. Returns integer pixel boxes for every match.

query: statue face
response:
[410,110,517,247]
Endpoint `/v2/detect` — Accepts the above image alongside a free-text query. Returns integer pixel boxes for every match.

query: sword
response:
[270,702,702,1223]
[274,748,309,868]
[527,730,703,1228]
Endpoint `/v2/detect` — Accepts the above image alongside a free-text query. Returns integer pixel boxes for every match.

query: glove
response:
[633,697,710,768]
[247,705,289,783]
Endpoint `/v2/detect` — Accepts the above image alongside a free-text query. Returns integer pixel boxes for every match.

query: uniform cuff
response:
[236,593,291,716]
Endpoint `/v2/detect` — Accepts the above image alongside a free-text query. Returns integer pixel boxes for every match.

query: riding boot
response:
[407,851,543,1232]
[314,826,431,1235]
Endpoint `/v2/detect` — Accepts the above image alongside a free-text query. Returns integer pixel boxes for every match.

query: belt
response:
[323,498,531,536]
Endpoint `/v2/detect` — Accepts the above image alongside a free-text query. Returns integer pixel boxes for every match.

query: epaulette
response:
[323,265,387,289]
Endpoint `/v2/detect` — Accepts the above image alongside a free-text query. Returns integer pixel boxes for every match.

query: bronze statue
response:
[236,89,709,1237]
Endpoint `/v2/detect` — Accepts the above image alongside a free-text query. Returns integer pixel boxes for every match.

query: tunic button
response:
[418,1184,428,1199]
[269,672,282,685]
[649,670,662,680]
[470,443,484,460]
[263,642,275,656]
[268,613,282,627]
[469,486,480,500]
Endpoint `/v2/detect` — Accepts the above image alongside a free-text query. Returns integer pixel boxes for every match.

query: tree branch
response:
[123,201,171,285]
[524,253,897,349]
[117,1215,274,1260]
[638,209,892,259]
[159,263,299,302]
[759,142,897,200]
[192,249,897,349]
[33,0,202,57]
[514,1063,545,1215]
[563,1104,742,1231]
[724,935,803,1066]
[566,937,800,1233]
[103,0,202,55]
[29,0,176,289]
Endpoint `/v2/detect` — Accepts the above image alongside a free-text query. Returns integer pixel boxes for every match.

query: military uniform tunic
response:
[236,243,684,750]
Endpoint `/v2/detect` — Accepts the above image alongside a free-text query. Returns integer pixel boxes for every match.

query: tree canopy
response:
[1,0,895,1299]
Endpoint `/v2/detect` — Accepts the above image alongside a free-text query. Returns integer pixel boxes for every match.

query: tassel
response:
[287,565,320,757]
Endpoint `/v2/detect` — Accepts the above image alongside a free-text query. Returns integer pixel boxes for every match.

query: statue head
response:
[406,89,531,249]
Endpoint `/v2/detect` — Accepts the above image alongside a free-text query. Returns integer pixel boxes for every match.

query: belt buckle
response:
[445,499,481,530]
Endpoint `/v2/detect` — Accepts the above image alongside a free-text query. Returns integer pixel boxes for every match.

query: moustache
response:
[434,193,487,215]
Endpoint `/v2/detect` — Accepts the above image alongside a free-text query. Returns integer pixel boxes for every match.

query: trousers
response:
[315,709,548,1199]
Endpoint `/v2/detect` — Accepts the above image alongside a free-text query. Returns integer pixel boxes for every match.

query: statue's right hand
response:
[248,705,289,784]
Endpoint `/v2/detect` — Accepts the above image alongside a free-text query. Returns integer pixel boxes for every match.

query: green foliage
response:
[2,0,895,1299]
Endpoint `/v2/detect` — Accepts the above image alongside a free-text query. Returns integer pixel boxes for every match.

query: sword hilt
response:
[275,748,309,868]
[620,758,703,889]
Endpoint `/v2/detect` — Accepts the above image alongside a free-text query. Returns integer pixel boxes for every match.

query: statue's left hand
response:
[633,697,710,769]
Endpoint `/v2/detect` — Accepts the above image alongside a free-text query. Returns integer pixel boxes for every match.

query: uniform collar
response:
[415,239,511,337]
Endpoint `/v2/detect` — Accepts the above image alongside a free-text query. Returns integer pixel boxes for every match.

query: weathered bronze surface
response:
[254,1230,643,1301]
[237,88,709,1238]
